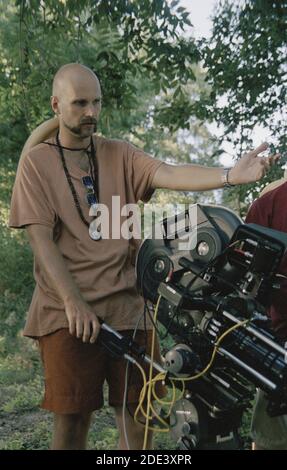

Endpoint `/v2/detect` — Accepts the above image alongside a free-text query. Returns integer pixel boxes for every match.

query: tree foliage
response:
[198,0,287,212]
[1,0,286,205]
[0,0,200,147]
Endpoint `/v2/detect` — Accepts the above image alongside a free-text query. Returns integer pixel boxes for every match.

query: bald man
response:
[9,63,279,450]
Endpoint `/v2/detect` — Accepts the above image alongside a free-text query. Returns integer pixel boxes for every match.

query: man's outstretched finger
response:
[251,142,269,156]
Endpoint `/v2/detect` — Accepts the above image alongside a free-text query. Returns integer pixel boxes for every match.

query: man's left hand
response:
[228,143,280,185]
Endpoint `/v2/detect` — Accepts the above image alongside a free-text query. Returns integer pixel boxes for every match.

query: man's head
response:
[51,63,102,141]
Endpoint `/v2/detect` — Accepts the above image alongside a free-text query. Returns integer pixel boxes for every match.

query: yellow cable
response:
[136,299,185,436]
[134,295,250,441]
[171,317,250,382]
[135,294,186,436]
[133,366,170,433]
[142,295,162,449]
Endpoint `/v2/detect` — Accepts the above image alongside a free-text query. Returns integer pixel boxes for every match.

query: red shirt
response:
[246,182,287,338]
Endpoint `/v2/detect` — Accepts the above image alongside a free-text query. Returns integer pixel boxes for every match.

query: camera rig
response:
[134,204,287,450]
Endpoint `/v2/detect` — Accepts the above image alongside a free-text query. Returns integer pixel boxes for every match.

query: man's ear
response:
[51,96,60,115]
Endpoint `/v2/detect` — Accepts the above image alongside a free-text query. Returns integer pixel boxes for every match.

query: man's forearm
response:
[174,164,226,190]
[152,143,279,191]
[154,164,226,191]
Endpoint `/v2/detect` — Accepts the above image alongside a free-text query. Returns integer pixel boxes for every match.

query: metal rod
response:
[222,310,287,356]
[219,347,277,390]
[101,323,166,374]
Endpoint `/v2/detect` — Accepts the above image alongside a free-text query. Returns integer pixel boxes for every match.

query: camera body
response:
[136,204,287,449]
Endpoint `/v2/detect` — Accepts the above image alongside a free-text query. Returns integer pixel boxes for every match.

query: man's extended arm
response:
[26,224,100,343]
[152,143,279,191]
[21,120,279,191]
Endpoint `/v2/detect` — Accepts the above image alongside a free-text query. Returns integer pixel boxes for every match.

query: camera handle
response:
[99,322,165,374]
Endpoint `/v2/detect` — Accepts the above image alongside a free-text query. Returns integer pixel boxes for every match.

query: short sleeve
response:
[126,143,164,203]
[9,154,56,229]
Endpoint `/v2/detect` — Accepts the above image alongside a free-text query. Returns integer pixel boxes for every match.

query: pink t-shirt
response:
[9,135,164,337]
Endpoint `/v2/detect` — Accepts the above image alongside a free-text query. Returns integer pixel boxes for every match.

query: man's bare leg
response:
[114,405,153,450]
[51,412,92,450]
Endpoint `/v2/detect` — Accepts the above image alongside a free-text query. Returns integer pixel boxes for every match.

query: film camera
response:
[136,204,287,450]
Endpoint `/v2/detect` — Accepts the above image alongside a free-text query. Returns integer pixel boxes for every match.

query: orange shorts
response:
[38,328,165,414]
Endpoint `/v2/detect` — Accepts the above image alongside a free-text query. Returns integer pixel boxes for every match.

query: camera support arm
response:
[99,323,165,374]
